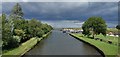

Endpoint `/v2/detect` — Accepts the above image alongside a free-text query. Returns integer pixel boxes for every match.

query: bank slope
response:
[2,31,51,57]
[70,33,118,57]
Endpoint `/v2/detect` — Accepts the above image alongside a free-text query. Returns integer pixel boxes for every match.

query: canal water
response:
[24,30,101,56]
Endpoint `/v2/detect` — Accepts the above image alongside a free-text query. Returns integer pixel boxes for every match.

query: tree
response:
[0,15,1,34]
[41,24,53,34]
[10,3,24,19]
[82,24,91,37]
[1,13,12,48]
[82,17,107,38]
[116,25,120,30]
[2,3,53,49]
[116,25,120,37]
[2,13,20,49]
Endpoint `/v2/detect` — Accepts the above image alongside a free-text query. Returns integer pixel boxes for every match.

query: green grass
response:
[3,37,39,56]
[95,34,118,45]
[2,31,51,57]
[70,33,118,57]
[107,28,118,32]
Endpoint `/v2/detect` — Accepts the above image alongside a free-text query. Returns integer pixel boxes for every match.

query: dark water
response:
[24,30,101,55]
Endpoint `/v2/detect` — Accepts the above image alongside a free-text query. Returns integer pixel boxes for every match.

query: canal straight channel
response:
[23,30,102,56]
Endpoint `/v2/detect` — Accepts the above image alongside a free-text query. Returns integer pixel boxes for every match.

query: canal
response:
[23,30,101,56]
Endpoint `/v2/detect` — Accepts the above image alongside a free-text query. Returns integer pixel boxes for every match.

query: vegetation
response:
[2,31,50,56]
[116,25,120,56]
[2,3,52,51]
[116,25,120,30]
[3,38,38,56]
[95,34,118,45]
[62,28,82,30]
[106,28,118,34]
[82,17,107,38]
[71,33,118,57]
[79,16,118,57]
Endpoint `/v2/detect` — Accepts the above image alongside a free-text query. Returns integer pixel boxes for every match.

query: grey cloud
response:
[1,0,120,2]
[1,2,118,28]
[22,0,120,2]
[2,2,118,21]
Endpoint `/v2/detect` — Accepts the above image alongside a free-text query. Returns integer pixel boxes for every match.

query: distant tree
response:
[82,17,107,38]
[116,25,120,30]
[36,29,44,38]
[10,3,24,19]
[41,24,53,34]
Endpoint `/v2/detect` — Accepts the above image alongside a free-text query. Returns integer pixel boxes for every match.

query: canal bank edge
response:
[2,31,52,57]
[69,33,105,57]
[21,31,52,57]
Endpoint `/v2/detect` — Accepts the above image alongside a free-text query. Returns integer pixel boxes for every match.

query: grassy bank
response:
[2,31,51,57]
[3,38,38,56]
[95,34,118,45]
[70,33,118,57]
[107,28,118,33]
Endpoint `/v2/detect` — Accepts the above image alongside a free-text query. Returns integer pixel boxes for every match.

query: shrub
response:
[14,29,25,36]
[100,39,103,41]
[3,36,21,49]
[13,36,21,43]
[108,40,112,44]
[36,30,44,38]
[9,36,20,48]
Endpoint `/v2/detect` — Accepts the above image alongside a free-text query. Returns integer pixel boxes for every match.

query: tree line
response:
[1,3,53,49]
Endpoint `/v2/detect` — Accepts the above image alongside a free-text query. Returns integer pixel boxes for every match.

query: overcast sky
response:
[2,2,118,21]
[1,0,119,2]
[1,2,118,28]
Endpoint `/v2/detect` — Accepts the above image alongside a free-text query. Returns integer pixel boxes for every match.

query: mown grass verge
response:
[95,34,118,45]
[70,33,118,57]
[2,31,51,57]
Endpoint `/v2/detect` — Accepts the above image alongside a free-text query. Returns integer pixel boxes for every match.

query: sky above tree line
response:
[2,2,118,21]
[1,2,118,28]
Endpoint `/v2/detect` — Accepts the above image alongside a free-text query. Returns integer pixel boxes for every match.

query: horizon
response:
[41,20,118,28]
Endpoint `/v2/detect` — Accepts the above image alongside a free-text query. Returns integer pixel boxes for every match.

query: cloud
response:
[2,0,119,2]
[2,0,23,2]
[25,0,88,2]
[41,20,117,28]
[41,20,84,28]
[2,3,16,14]
[1,2,118,28]
[2,2,118,21]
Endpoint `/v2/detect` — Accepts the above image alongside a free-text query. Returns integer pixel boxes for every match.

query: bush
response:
[13,36,21,43]
[100,39,103,41]
[3,36,21,49]
[95,38,99,40]
[9,36,20,48]
[14,29,25,36]
[20,34,30,43]
[36,30,44,38]
[108,40,112,44]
